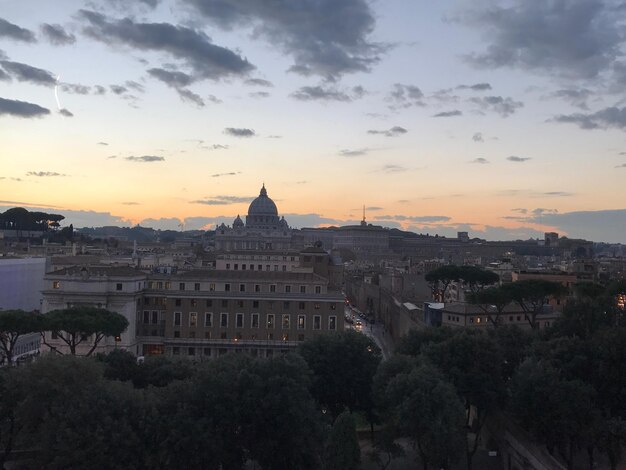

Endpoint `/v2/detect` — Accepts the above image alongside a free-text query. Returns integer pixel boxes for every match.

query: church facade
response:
[215,184,292,251]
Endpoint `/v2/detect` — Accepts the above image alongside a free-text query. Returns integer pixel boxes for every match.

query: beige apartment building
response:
[42,265,344,358]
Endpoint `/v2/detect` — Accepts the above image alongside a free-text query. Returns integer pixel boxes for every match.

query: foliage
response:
[395,327,456,357]
[506,279,568,329]
[0,310,43,365]
[42,307,129,356]
[299,330,381,418]
[323,411,360,470]
[425,265,499,301]
[0,207,64,232]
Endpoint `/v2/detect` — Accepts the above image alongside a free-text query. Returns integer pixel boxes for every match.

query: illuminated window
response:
[329,316,336,330]
[267,314,275,329]
[298,315,305,329]
[52,281,60,289]
[189,312,197,327]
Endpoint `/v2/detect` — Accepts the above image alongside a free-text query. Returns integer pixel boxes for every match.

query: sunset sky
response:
[1,0,626,242]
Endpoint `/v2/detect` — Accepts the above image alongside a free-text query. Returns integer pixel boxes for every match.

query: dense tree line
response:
[2,285,625,469]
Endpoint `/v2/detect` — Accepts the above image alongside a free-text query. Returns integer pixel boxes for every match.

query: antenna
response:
[363,205,366,222]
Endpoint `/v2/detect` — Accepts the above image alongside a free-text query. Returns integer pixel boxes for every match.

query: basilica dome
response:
[248,184,278,216]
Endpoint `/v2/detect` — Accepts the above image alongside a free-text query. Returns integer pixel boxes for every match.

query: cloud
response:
[365,206,382,211]
[512,208,528,214]
[177,88,205,107]
[0,177,22,182]
[531,208,558,216]
[472,132,484,142]
[528,209,626,243]
[459,0,622,79]
[0,97,50,118]
[125,155,165,162]
[110,84,128,95]
[367,126,407,137]
[98,142,109,146]
[121,201,140,205]
[433,110,462,117]
[245,78,273,87]
[457,83,492,91]
[0,69,10,82]
[380,164,408,173]
[59,108,73,117]
[60,83,91,94]
[224,127,255,137]
[471,157,489,164]
[26,171,66,177]
[339,148,370,157]
[211,172,240,177]
[0,18,36,42]
[249,91,270,98]
[148,67,193,87]
[507,156,531,162]
[552,106,626,130]
[79,10,254,80]
[469,95,523,117]
[202,144,229,150]
[182,0,381,80]
[542,191,574,197]
[615,163,626,168]
[40,23,76,45]
[0,60,56,86]
[93,85,106,95]
[290,85,354,102]
[387,83,425,108]
[192,195,255,205]
[550,88,592,110]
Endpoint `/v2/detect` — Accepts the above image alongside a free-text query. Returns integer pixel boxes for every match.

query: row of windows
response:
[172,312,337,331]
[225,263,290,272]
[147,281,322,294]
[144,298,336,311]
[171,342,303,357]
[222,255,297,261]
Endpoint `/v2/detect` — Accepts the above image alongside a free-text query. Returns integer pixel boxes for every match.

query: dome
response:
[233,215,244,228]
[247,184,278,216]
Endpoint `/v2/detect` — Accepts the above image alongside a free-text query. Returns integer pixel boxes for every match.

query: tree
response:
[423,331,505,470]
[323,411,360,470]
[425,265,461,301]
[41,307,129,356]
[0,310,43,366]
[368,425,405,470]
[458,266,500,295]
[395,327,456,357]
[510,359,596,470]
[299,330,381,419]
[468,285,515,326]
[507,279,568,329]
[384,363,465,470]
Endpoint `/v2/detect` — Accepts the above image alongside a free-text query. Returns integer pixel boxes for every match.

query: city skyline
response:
[2,0,626,243]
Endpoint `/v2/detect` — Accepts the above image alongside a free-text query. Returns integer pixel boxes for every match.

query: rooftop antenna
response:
[361,205,366,226]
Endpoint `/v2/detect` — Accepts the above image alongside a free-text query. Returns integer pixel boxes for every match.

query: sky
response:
[1,0,626,243]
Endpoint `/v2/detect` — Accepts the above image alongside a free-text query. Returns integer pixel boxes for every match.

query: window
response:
[225,283,231,292]
[330,304,336,310]
[221,299,228,308]
[282,314,290,329]
[315,286,321,294]
[283,301,290,310]
[143,311,150,324]
[239,284,246,292]
[299,302,305,310]
[469,317,474,324]
[209,283,215,292]
[270,284,276,293]
[194,283,200,291]
[285,285,291,293]
[206,299,213,307]
[226,263,230,269]
[174,312,181,326]
[255,284,260,292]
[236,313,244,328]
[282,265,287,272]
[509,316,513,322]
[266,265,270,271]
[300,285,306,293]
[165,281,171,289]
[282,333,289,341]
[253,300,259,309]
[313,315,321,330]
[204,313,213,327]
[329,316,337,330]
[250,264,254,271]
[274,265,279,271]
[258,264,262,271]
[190,312,197,327]
[267,314,275,329]
[175,298,182,307]
[251,313,259,328]
[220,313,228,328]
[53,281,60,289]
[234,264,239,270]
[151,311,158,324]
[179,282,185,291]
[242,264,246,270]
[298,315,305,330]
[116,283,123,291]
[314,303,320,310]
[157,281,163,289]
[174,331,180,338]
[190,299,198,307]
